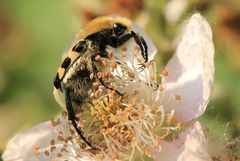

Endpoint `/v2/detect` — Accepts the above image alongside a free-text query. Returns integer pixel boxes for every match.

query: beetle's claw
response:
[137,63,146,72]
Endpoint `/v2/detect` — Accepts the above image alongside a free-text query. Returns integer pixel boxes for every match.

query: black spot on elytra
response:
[72,40,87,53]
[61,57,71,69]
[53,73,62,90]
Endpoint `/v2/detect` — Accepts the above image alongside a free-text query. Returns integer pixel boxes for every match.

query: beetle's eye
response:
[113,23,127,36]
[72,40,87,53]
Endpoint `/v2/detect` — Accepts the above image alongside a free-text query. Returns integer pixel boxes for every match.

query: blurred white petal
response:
[153,122,212,161]
[160,13,214,122]
[164,0,188,24]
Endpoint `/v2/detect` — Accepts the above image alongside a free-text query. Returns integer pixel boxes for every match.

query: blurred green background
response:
[0,0,240,160]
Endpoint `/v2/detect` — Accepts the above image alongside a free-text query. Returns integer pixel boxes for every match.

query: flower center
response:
[34,42,184,161]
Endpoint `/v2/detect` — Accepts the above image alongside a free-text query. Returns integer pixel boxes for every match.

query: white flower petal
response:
[2,122,91,161]
[160,13,214,122]
[2,122,54,161]
[153,122,212,161]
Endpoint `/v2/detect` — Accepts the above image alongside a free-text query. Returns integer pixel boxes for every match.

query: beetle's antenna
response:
[65,89,95,149]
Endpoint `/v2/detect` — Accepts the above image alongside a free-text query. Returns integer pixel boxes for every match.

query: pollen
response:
[150,74,155,80]
[34,150,40,156]
[107,51,113,58]
[44,150,50,156]
[145,148,152,157]
[144,60,154,68]
[111,60,117,71]
[120,50,127,57]
[50,139,55,145]
[33,145,40,151]
[102,59,109,66]
[62,111,68,119]
[155,139,161,147]
[151,104,158,113]
[133,45,140,53]
[120,67,125,73]
[60,147,68,153]
[166,115,174,125]
[95,55,101,61]
[98,154,105,160]
[177,122,184,129]
[51,118,60,127]
[121,47,127,52]
[158,84,164,92]
[50,146,56,152]
[57,133,65,141]
[56,152,62,158]
[137,56,142,63]
[127,71,135,79]
[161,68,168,77]
[173,94,181,101]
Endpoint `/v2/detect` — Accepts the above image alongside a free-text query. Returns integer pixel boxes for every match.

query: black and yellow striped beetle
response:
[53,16,149,149]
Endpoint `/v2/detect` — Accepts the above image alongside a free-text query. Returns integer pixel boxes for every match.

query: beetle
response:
[53,16,148,149]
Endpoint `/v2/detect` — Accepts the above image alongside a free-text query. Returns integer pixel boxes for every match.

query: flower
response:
[2,13,214,161]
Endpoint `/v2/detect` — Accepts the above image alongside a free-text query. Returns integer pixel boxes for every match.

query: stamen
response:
[133,45,140,54]
[44,150,49,156]
[107,51,113,59]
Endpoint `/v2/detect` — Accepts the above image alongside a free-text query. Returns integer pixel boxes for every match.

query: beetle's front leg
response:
[92,65,122,96]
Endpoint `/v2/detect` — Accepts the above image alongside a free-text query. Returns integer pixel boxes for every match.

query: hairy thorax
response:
[63,43,105,107]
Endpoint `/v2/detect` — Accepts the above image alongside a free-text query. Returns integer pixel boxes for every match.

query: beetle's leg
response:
[139,35,148,63]
[92,65,122,96]
[132,33,148,63]
[146,82,159,91]
[107,31,148,64]
[132,34,149,71]
[65,89,95,149]
[98,77,123,96]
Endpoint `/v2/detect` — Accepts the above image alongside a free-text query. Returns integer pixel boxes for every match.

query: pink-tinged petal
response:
[2,122,68,161]
[153,122,212,161]
[161,13,214,122]
[2,121,94,161]
[2,122,62,161]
